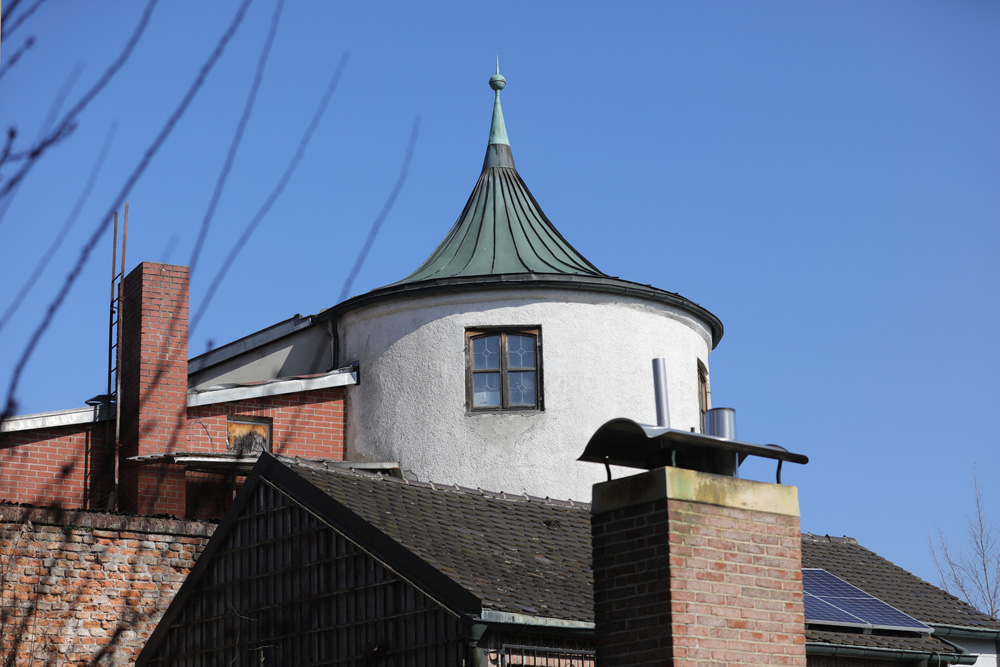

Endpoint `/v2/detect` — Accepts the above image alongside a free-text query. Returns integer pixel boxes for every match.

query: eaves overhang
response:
[320,273,724,349]
[805,639,977,665]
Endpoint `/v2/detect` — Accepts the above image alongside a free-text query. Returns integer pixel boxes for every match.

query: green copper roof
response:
[395,66,606,284]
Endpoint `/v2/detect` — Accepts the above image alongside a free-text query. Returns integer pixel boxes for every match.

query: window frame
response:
[465,326,543,412]
[227,415,272,454]
[697,360,710,434]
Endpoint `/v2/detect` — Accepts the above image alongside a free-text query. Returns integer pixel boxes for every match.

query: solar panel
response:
[803,568,931,633]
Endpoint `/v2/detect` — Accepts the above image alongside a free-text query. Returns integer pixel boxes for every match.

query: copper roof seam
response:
[497,168,535,273]
[512,169,604,275]
[504,167,584,273]
[501,168,566,274]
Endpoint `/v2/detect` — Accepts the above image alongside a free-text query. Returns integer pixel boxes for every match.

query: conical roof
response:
[326,63,724,349]
[394,63,606,285]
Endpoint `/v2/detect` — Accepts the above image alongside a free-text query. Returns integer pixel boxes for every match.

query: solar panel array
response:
[803,568,931,633]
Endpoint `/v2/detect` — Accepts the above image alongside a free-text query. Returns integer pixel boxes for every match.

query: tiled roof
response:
[802,533,1000,630]
[269,458,1000,653]
[280,457,594,622]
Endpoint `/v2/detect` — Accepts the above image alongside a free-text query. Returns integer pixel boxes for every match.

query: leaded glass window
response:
[467,328,541,411]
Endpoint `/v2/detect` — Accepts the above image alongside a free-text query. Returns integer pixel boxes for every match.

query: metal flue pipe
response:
[652,358,670,429]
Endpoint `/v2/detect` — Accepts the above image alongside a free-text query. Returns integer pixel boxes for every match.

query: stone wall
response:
[0,505,214,666]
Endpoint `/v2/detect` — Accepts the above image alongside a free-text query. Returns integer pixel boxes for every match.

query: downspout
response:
[931,623,1000,664]
[327,319,339,370]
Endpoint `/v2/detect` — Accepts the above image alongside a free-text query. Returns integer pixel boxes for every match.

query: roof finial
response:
[488,55,509,146]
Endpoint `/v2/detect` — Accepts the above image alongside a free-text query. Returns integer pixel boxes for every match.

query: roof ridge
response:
[278,455,590,508]
[802,532,859,545]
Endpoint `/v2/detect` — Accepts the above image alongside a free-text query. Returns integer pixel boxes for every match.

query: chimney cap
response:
[578,418,808,472]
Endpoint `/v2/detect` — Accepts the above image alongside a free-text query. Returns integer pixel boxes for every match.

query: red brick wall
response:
[119,263,189,516]
[0,505,213,667]
[0,422,112,510]
[185,388,346,459]
[592,496,674,666]
[2,259,346,521]
[592,470,806,667]
[667,498,805,666]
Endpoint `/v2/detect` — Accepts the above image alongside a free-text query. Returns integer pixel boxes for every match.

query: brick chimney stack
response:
[118,262,189,516]
[591,466,806,666]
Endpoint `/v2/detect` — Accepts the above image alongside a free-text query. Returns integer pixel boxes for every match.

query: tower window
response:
[697,361,710,434]
[466,328,542,411]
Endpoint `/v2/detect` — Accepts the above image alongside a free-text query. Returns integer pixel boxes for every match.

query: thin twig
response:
[0,62,83,227]
[1,0,253,422]
[0,123,117,333]
[189,0,285,278]
[2,0,47,39]
[0,36,36,83]
[338,117,420,302]
[190,53,350,335]
[0,0,156,204]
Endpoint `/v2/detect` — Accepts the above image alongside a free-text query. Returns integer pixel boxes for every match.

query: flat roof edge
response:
[1,406,107,433]
[187,368,358,407]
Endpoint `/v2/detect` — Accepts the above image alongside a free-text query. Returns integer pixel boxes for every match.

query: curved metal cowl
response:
[395,143,605,284]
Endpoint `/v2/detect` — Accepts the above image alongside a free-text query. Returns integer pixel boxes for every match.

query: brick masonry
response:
[119,262,190,516]
[1,422,113,510]
[0,505,214,666]
[1,262,347,520]
[592,468,806,667]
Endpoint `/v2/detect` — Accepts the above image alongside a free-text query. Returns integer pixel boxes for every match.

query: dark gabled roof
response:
[802,533,1000,630]
[280,456,594,623]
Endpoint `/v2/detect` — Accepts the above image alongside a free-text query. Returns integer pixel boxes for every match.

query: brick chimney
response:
[118,262,189,516]
[591,466,806,666]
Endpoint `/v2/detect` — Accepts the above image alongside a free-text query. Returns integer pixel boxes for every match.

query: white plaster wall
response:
[339,288,714,501]
[952,637,998,667]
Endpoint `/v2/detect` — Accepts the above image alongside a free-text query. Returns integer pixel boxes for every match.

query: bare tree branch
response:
[190,52,350,335]
[0,122,117,333]
[338,116,420,303]
[0,0,156,205]
[1,0,253,422]
[2,0,46,39]
[929,466,1000,618]
[189,0,285,278]
[0,62,83,226]
[0,36,35,83]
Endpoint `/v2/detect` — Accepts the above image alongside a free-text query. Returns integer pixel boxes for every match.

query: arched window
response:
[466,328,542,411]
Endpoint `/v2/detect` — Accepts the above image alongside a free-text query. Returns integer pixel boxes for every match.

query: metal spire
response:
[488,55,509,146]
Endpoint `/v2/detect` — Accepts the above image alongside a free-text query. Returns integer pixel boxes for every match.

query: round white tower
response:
[322,64,723,500]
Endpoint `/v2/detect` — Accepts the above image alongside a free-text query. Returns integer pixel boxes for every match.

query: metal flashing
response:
[323,273,724,349]
[0,405,109,433]
[186,367,357,407]
[187,313,315,374]
[479,610,594,631]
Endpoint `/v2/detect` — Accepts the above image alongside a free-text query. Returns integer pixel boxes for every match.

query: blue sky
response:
[1,2,998,593]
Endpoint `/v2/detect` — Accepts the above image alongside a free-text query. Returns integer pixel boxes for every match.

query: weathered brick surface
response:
[0,505,213,666]
[593,494,806,667]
